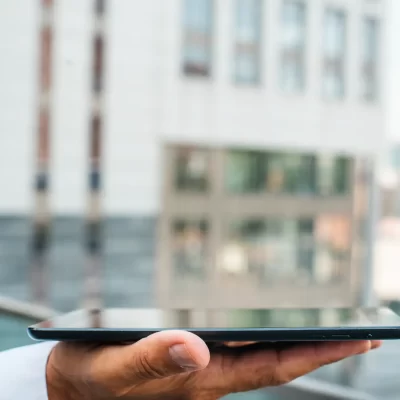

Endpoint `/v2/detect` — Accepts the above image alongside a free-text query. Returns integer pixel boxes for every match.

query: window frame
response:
[322,7,347,100]
[181,0,214,78]
[233,0,263,85]
[280,0,307,93]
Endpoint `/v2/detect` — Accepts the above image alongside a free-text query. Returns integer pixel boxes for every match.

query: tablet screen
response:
[33,307,400,330]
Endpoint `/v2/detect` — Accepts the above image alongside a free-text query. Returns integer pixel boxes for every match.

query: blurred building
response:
[156,0,385,311]
[0,0,386,312]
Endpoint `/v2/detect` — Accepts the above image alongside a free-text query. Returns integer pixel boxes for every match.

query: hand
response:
[46,331,380,400]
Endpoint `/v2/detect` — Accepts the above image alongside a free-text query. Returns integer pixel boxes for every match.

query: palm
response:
[122,341,370,399]
[48,338,378,400]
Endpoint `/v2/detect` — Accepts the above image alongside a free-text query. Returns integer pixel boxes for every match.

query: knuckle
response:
[134,351,166,381]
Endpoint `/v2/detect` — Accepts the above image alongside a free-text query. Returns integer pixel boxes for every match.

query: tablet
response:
[28,307,400,342]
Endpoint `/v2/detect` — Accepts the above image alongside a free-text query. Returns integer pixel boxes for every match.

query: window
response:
[279,153,316,194]
[317,155,351,195]
[86,221,102,254]
[281,0,306,92]
[297,219,314,276]
[317,155,335,195]
[226,150,266,193]
[322,9,346,99]
[182,0,213,77]
[172,219,208,278]
[333,156,351,194]
[226,150,350,196]
[89,169,101,191]
[362,18,379,101]
[175,147,209,191]
[314,215,351,283]
[234,0,262,84]
[36,171,49,192]
[223,218,315,284]
[221,219,266,275]
[265,152,316,194]
[226,150,317,195]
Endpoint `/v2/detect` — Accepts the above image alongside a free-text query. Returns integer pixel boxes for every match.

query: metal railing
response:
[0,295,56,321]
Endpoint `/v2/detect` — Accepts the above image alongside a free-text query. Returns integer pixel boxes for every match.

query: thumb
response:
[119,330,210,383]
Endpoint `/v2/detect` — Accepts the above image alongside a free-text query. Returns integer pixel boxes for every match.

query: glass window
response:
[226,150,266,193]
[317,155,351,195]
[175,147,209,191]
[172,219,208,278]
[222,218,302,283]
[222,216,351,285]
[281,153,316,194]
[297,219,315,278]
[269,309,320,326]
[182,0,213,77]
[265,153,286,193]
[265,153,316,194]
[226,150,317,195]
[314,215,351,283]
[220,219,266,275]
[281,0,306,92]
[362,18,379,101]
[317,155,335,195]
[234,0,262,84]
[264,218,298,282]
[227,309,271,327]
[322,9,346,99]
[333,156,351,194]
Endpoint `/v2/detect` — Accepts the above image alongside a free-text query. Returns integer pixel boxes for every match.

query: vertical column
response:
[84,0,106,310]
[31,0,54,306]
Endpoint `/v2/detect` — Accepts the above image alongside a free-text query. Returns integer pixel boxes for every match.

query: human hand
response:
[46,331,380,400]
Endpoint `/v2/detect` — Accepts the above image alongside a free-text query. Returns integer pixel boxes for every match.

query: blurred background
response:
[1,0,400,398]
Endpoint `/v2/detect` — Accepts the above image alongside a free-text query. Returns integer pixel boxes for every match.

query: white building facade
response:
[0,0,386,311]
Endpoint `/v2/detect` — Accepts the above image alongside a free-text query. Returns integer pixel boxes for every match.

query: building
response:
[156,0,386,312]
[0,0,386,313]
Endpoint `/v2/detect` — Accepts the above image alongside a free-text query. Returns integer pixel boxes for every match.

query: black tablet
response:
[28,307,400,343]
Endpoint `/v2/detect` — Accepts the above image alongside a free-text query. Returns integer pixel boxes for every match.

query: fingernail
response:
[169,344,201,371]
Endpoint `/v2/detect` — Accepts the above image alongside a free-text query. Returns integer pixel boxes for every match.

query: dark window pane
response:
[282,154,316,194]
[234,0,262,84]
[322,9,346,99]
[362,18,379,101]
[32,224,50,253]
[175,147,209,191]
[89,170,101,191]
[281,0,306,92]
[334,156,350,194]
[226,150,266,193]
[36,172,49,192]
[182,0,213,77]
[172,219,208,278]
[86,222,102,254]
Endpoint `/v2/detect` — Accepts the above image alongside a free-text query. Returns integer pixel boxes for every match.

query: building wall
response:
[0,0,386,216]
[0,0,38,214]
